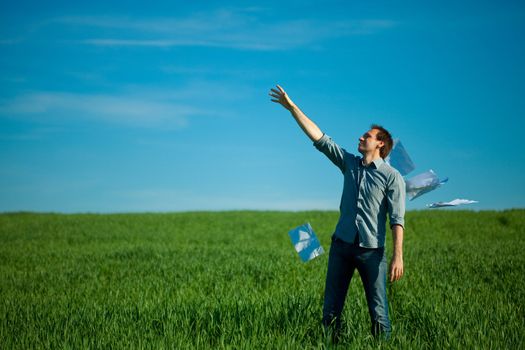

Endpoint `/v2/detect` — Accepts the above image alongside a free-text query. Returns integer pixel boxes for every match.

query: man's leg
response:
[355,247,391,339]
[322,237,355,339]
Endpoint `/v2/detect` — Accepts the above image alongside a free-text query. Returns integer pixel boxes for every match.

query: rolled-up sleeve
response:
[313,134,346,173]
[387,171,406,229]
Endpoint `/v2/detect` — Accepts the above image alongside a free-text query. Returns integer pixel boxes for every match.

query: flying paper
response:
[386,139,416,176]
[405,169,448,200]
[288,223,325,262]
[427,199,478,208]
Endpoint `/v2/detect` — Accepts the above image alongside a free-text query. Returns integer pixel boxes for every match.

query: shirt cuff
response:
[313,133,328,147]
[390,218,405,229]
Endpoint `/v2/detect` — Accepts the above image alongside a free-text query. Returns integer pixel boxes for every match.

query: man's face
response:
[358,129,384,155]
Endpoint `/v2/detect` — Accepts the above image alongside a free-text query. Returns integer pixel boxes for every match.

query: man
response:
[269,85,405,340]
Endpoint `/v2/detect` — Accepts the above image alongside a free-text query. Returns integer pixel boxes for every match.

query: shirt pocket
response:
[363,174,387,204]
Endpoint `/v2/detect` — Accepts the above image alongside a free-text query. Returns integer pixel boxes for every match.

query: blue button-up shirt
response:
[314,134,405,248]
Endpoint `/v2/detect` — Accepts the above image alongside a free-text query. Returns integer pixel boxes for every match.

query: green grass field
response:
[1,210,524,349]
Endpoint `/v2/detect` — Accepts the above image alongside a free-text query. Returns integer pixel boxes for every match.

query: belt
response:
[333,233,360,246]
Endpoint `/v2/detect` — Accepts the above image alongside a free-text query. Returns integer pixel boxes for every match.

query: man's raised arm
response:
[269,85,323,142]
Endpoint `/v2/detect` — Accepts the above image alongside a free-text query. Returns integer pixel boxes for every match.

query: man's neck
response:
[362,152,382,166]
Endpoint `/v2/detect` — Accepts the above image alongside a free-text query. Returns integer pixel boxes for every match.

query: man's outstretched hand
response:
[269,85,295,111]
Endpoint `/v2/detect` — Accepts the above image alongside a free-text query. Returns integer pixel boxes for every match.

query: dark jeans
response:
[322,235,391,339]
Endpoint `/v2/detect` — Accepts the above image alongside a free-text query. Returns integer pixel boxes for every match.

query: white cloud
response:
[0,91,195,128]
[0,80,254,128]
[51,10,397,51]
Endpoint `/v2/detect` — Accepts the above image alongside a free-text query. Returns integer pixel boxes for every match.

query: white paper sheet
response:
[427,199,478,208]
[386,139,416,176]
[405,169,448,200]
[288,223,325,262]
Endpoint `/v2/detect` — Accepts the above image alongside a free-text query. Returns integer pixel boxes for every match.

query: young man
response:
[269,85,405,340]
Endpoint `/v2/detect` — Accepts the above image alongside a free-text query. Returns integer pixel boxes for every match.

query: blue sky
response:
[1,0,524,213]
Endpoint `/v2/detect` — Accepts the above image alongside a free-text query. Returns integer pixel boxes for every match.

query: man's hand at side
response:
[389,256,404,282]
[389,224,404,282]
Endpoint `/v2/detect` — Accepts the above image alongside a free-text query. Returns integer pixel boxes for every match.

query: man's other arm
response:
[389,224,404,282]
[387,171,406,282]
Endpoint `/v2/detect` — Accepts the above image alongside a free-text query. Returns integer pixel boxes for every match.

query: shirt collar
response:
[360,157,384,169]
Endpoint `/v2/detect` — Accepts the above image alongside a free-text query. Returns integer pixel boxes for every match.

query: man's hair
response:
[371,124,393,159]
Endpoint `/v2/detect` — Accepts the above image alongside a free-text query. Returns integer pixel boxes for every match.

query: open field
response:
[1,210,524,349]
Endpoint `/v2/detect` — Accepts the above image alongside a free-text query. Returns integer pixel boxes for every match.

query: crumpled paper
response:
[427,199,478,208]
[386,139,416,176]
[405,169,448,200]
[288,223,325,262]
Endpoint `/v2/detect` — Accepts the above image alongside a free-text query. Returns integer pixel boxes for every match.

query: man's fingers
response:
[390,271,397,282]
[270,85,291,109]
[270,89,284,100]
[389,266,403,282]
[396,269,403,281]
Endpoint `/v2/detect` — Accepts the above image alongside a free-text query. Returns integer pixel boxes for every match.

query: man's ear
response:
[377,141,385,149]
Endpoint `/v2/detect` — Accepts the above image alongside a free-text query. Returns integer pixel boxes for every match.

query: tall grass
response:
[1,210,524,349]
